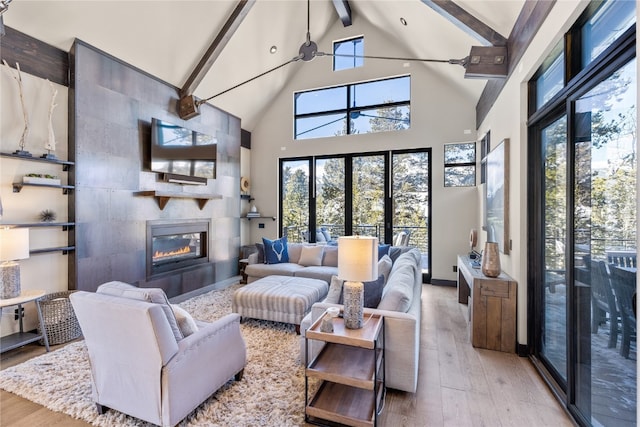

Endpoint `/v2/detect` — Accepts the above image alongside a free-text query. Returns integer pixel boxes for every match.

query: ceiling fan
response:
[178,0,504,120]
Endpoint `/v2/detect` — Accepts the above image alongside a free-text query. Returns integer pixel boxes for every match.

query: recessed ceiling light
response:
[400,17,407,26]
[270,46,277,54]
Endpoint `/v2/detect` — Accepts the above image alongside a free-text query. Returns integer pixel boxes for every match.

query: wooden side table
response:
[0,290,50,353]
[305,311,385,426]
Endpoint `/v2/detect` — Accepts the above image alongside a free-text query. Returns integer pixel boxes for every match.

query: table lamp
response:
[338,236,378,329]
[0,228,29,299]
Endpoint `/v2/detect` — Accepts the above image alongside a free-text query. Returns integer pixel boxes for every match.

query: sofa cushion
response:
[378,255,393,284]
[388,245,412,263]
[287,243,305,264]
[295,266,338,283]
[377,251,418,312]
[97,281,184,341]
[171,304,199,337]
[299,245,324,266]
[245,262,305,279]
[322,245,339,267]
[263,236,289,264]
[326,274,385,309]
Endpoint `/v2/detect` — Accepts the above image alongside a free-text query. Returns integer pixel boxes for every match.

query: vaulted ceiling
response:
[3,0,525,130]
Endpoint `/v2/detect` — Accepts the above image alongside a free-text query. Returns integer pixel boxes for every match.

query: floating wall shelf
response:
[30,246,75,255]
[13,182,74,194]
[134,191,223,210]
[1,152,74,170]
[0,222,75,231]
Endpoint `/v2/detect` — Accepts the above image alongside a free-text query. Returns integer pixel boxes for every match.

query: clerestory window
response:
[294,75,410,140]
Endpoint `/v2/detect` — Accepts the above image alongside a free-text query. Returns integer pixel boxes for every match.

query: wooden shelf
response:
[134,191,222,210]
[0,222,75,230]
[307,381,376,427]
[13,182,74,194]
[1,151,74,170]
[307,343,377,389]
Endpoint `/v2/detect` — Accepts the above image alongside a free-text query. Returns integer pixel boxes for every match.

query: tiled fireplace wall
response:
[70,40,241,297]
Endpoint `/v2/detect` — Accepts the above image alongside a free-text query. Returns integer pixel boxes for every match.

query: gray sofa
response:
[245,243,339,284]
[300,247,423,393]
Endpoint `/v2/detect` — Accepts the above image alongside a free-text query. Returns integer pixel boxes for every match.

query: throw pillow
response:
[263,236,289,264]
[299,245,324,266]
[378,244,391,260]
[316,231,327,242]
[171,304,199,337]
[322,245,339,266]
[325,275,344,304]
[96,281,184,341]
[378,254,393,284]
[330,275,386,309]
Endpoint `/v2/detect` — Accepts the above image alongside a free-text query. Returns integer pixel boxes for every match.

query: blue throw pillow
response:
[378,244,391,260]
[338,275,385,308]
[262,236,289,264]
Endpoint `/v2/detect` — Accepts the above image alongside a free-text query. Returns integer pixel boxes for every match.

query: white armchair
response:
[70,283,246,427]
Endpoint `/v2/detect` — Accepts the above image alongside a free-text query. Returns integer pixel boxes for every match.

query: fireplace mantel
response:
[135,191,222,210]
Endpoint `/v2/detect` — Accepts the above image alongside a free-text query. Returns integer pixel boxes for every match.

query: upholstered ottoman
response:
[232,275,329,333]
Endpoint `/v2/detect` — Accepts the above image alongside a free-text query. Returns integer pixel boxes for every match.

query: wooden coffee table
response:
[304,311,385,426]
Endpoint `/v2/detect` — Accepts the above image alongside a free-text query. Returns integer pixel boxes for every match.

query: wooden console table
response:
[457,255,517,353]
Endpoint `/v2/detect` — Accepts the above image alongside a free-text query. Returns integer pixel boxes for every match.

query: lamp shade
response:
[0,228,30,262]
[338,236,378,282]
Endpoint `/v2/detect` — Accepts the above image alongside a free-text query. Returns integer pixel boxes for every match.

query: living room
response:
[0,1,637,426]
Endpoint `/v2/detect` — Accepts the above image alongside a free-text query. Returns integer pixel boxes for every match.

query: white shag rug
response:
[0,284,307,426]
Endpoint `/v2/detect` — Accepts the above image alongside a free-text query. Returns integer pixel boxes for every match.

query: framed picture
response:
[485,138,509,254]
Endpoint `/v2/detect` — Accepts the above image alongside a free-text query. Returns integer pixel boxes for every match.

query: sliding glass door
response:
[529,9,636,424]
[280,149,432,280]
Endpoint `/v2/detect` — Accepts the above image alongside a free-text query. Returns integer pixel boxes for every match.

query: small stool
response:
[232,275,328,334]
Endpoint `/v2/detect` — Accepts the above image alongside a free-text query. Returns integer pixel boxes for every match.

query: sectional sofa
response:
[245,242,423,393]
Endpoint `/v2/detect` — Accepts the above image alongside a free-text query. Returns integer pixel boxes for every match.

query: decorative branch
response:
[45,80,58,154]
[3,60,29,152]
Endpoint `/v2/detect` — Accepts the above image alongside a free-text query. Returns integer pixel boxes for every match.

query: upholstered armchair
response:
[70,282,247,427]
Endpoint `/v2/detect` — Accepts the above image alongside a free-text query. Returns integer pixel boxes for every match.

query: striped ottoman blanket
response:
[232,275,329,334]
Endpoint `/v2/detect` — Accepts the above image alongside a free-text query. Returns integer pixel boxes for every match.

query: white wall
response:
[249,16,479,281]
[0,64,69,335]
[476,1,591,344]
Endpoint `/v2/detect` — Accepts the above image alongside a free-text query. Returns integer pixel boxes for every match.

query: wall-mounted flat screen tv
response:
[151,118,217,180]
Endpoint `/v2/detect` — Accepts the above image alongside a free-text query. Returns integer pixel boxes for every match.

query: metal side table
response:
[0,290,50,353]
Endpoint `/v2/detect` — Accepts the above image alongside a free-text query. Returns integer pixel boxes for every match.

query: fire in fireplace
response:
[147,220,210,277]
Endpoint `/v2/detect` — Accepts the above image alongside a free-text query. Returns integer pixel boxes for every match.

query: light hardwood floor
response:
[0,284,574,426]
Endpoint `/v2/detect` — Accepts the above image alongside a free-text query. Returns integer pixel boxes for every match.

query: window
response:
[444,142,476,187]
[534,41,564,110]
[294,75,410,140]
[581,0,636,67]
[333,36,363,71]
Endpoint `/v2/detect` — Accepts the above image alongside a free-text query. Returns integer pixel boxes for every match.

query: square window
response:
[444,142,476,187]
[333,37,364,71]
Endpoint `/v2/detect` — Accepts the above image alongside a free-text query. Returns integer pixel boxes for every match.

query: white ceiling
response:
[4,0,524,130]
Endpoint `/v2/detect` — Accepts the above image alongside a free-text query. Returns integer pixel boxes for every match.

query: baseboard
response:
[429,279,456,287]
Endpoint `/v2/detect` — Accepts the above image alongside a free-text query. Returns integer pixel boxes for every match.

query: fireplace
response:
[147,220,210,277]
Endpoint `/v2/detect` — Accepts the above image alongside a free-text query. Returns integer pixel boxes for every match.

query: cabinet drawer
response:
[480,281,510,298]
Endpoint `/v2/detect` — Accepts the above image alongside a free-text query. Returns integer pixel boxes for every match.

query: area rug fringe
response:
[0,285,306,426]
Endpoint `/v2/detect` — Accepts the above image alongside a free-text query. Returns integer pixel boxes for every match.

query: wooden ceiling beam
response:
[420,0,507,47]
[180,0,255,97]
[332,0,352,27]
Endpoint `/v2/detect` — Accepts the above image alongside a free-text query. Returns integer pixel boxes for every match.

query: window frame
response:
[333,36,364,71]
[293,75,411,140]
[443,142,477,187]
